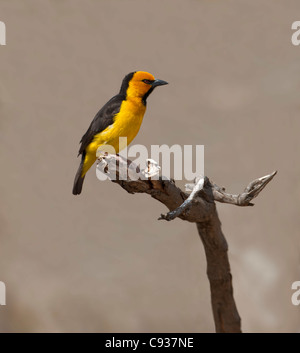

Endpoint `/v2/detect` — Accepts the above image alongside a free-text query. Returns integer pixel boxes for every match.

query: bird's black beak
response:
[152,79,168,88]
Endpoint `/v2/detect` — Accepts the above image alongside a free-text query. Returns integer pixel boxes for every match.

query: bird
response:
[72,71,168,195]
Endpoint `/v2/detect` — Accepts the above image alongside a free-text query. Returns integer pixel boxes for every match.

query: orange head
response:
[119,71,168,104]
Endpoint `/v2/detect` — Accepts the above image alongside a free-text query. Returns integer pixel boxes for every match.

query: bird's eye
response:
[142,79,153,84]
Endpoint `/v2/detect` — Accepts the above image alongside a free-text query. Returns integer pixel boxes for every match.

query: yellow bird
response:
[73,71,168,195]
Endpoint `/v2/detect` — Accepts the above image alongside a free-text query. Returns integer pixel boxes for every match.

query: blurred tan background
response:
[0,0,299,332]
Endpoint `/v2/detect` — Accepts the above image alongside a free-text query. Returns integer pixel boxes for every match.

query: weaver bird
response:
[72,71,168,195]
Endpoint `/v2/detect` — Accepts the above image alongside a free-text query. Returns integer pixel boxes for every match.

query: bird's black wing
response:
[78,94,125,156]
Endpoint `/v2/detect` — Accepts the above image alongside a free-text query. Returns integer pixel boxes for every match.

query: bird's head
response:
[120,71,168,104]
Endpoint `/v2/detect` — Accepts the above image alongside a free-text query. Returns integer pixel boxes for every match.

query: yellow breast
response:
[87,97,146,156]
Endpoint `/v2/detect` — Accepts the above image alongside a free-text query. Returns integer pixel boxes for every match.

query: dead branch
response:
[160,171,277,220]
[158,176,205,221]
[208,171,277,206]
[96,155,276,333]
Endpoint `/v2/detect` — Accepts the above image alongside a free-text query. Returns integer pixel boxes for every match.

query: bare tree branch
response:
[209,171,277,206]
[96,155,276,333]
[158,176,205,221]
[196,217,241,333]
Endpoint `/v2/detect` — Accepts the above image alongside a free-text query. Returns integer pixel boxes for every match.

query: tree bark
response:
[197,218,241,333]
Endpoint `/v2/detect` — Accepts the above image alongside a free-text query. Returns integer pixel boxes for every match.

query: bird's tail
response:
[72,153,86,195]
